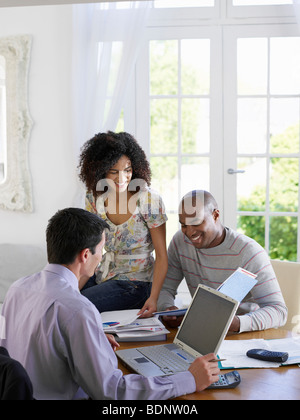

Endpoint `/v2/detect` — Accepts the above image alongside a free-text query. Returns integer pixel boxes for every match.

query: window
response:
[136,26,222,244]
[154,0,215,7]
[228,0,295,17]
[149,38,212,241]
[234,34,300,261]
[233,0,292,5]
[131,0,300,260]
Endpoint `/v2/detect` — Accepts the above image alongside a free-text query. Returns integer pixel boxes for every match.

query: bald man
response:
[158,190,287,333]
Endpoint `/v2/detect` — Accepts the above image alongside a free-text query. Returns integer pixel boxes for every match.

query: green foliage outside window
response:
[148,39,299,261]
[238,124,299,261]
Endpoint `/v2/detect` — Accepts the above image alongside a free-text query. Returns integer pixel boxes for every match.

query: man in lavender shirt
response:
[0,208,219,400]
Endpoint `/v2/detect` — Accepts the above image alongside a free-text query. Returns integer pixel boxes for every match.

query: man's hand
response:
[229,316,240,333]
[162,306,184,328]
[188,353,220,392]
[105,334,120,352]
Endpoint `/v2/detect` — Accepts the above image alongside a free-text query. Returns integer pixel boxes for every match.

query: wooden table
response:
[117,328,300,400]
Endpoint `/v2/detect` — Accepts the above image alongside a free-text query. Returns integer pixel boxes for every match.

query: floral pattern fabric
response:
[85,188,168,283]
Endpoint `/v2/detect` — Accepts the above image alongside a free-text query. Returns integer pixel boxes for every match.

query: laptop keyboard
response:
[138,345,190,375]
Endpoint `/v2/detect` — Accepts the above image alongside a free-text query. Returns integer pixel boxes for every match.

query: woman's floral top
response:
[85,188,168,283]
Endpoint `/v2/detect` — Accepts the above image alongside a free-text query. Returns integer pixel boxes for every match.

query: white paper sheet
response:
[101,309,141,331]
[218,339,281,368]
[217,267,257,303]
[270,337,300,366]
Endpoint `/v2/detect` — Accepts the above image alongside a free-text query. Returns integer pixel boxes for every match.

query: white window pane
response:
[237,98,267,154]
[237,38,268,95]
[155,0,214,8]
[237,158,267,212]
[151,156,178,213]
[182,99,210,154]
[181,39,210,95]
[233,0,292,5]
[150,40,178,96]
[270,158,299,212]
[270,38,300,95]
[181,157,210,197]
[270,98,300,154]
[151,99,178,154]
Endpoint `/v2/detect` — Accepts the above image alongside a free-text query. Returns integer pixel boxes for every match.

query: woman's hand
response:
[137,296,157,318]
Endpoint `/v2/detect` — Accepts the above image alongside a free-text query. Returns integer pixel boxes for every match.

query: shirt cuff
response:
[171,371,196,398]
[238,315,251,333]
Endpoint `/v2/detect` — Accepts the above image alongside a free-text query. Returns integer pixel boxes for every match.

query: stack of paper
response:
[218,337,300,369]
[218,339,280,369]
[101,309,141,330]
[101,309,170,342]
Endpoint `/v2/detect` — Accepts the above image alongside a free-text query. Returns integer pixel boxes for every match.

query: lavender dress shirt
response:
[0,264,195,400]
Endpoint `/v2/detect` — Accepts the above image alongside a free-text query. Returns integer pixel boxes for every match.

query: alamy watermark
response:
[95,179,205,222]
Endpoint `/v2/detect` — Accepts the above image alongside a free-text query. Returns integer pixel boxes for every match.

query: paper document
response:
[116,317,167,332]
[218,336,300,369]
[101,311,170,341]
[218,339,280,368]
[218,267,257,302]
[270,337,300,366]
[116,318,169,339]
[101,309,140,331]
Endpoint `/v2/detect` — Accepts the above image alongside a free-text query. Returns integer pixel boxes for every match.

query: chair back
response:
[271,260,300,332]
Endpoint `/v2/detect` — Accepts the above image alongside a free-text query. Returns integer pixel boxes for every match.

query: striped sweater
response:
[158,227,288,333]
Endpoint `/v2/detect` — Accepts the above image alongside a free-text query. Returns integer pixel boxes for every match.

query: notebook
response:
[116,284,239,377]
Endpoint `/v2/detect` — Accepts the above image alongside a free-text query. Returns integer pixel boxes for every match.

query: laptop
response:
[116,284,239,377]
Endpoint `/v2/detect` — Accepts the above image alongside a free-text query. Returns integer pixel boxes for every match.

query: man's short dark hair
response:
[46,208,109,265]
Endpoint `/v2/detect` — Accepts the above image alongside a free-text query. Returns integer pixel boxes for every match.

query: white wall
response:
[0,4,78,245]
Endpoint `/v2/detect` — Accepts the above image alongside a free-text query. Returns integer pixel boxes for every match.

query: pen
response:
[209,359,226,363]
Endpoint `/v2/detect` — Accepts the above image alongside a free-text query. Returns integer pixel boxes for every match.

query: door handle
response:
[227,168,246,175]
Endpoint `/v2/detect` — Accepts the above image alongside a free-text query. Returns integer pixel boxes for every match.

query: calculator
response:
[207,371,241,390]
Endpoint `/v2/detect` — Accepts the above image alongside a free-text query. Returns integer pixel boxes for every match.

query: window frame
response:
[121,0,300,257]
[135,26,223,216]
[223,23,300,260]
[227,1,295,18]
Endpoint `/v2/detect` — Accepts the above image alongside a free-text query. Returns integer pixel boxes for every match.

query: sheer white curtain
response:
[294,0,300,31]
[71,1,153,205]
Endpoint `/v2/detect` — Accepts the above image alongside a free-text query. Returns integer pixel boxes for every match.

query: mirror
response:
[0,55,6,184]
[0,35,33,212]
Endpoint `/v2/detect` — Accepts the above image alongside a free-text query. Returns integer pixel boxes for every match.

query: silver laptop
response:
[116,284,238,377]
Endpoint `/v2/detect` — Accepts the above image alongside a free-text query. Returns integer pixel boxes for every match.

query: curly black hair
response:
[78,131,151,197]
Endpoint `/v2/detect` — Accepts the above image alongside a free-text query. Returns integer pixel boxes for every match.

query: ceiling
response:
[0,0,142,7]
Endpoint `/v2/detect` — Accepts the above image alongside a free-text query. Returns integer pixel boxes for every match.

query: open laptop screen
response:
[176,285,237,356]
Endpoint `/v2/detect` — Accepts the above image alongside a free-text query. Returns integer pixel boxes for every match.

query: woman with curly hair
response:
[78,131,168,317]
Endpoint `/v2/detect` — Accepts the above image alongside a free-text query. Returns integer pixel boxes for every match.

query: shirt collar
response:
[43,263,80,292]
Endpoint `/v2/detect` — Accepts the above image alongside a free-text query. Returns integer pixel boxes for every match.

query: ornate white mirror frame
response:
[0,35,33,212]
